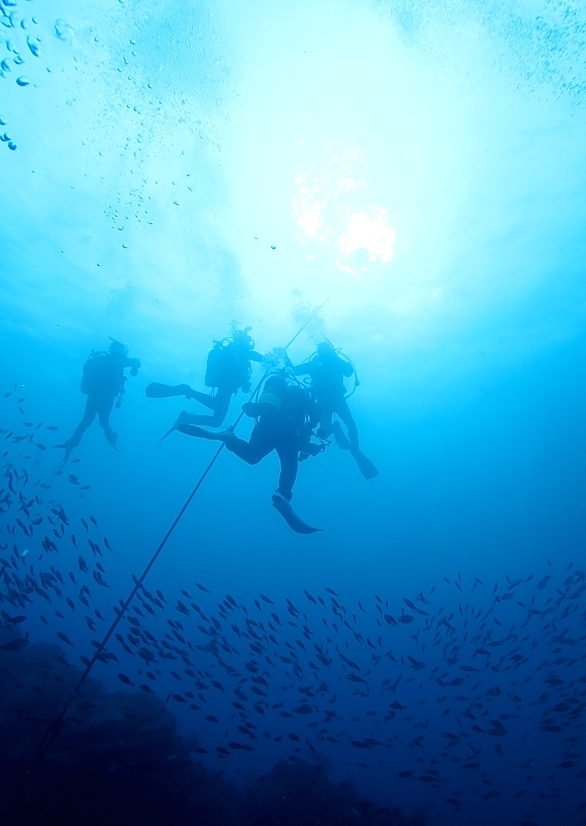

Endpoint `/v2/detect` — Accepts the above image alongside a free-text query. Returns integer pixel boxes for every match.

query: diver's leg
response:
[316,403,351,449]
[275,440,298,502]
[67,397,99,447]
[187,386,232,427]
[335,398,359,452]
[316,407,333,439]
[188,390,217,410]
[55,397,98,467]
[97,398,118,449]
[161,387,233,442]
[224,421,274,465]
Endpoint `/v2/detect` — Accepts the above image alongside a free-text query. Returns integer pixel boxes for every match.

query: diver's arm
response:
[249,351,264,363]
[241,401,260,418]
[290,363,310,377]
[337,356,354,378]
[126,357,141,377]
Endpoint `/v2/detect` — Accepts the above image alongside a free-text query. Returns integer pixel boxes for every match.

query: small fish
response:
[196,583,209,593]
[0,635,30,651]
[117,673,134,688]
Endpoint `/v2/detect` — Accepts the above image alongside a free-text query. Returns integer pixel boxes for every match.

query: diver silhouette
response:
[289,341,378,479]
[176,373,324,533]
[147,327,264,439]
[55,339,141,470]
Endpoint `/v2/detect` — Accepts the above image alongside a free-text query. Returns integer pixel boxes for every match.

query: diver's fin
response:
[351,449,379,480]
[272,494,322,534]
[158,411,199,443]
[158,424,178,443]
[177,424,224,441]
[146,382,190,399]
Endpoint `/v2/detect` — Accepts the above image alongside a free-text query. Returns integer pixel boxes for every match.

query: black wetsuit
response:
[292,352,358,451]
[225,386,321,501]
[61,351,140,460]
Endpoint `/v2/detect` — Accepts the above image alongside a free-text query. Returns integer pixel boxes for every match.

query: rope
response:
[24,275,349,779]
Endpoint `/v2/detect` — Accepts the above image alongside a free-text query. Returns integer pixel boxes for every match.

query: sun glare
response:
[292,145,395,273]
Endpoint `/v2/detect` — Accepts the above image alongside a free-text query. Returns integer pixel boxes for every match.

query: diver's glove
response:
[129,358,141,376]
[241,401,259,418]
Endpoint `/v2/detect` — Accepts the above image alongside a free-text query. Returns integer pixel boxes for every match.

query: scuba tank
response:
[204,340,229,388]
[257,374,287,415]
[80,351,111,395]
[204,329,255,390]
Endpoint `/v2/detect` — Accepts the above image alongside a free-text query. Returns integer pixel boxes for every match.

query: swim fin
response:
[272,494,322,534]
[351,449,379,480]
[159,411,207,443]
[146,382,193,399]
[176,424,222,441]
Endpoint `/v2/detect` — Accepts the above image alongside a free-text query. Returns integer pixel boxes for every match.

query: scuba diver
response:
[55,338,141,469]
[289,341,378,480]
[146,327,264,439]
[176,372,324,533]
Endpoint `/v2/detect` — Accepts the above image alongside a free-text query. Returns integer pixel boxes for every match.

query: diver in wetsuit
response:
[148,327,264,438]
[56,339,141,468]
[177,373,324,531]
[290,341,377,479]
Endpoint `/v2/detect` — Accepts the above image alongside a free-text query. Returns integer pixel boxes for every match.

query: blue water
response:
[1,1,586,824]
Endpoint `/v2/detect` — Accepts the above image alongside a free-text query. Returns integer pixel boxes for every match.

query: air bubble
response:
[8,141,16,150]
[16,76,30,87]
[27,36,40,57]
[54,19,74,42]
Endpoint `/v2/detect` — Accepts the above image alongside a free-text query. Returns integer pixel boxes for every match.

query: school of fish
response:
[1,387,585,826]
